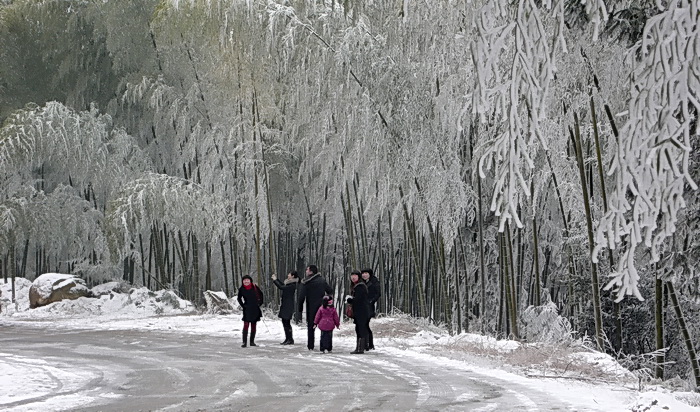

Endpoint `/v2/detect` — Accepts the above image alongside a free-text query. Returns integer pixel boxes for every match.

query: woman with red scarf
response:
[237,275,263,347]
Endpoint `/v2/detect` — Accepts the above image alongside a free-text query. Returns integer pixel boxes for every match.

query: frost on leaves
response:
[593,0,699,301]
[107,173,230,259]
[471,0,565,232]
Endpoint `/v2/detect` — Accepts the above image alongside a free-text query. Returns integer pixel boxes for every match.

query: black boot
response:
[351,338,365,354]
[281,326,292,345]
[366,331,374,350]
[250,331,257,347]
[241,330,248,348]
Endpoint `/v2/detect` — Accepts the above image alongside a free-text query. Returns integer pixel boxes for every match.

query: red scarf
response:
[243,283,253,290]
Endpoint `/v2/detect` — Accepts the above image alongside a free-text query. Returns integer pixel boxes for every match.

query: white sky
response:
[0,277,698,412]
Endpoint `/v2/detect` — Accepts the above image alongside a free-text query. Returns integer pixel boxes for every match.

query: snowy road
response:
[0,325,587,412]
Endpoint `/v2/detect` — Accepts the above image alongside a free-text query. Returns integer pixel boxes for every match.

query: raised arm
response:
[272,278,285,290]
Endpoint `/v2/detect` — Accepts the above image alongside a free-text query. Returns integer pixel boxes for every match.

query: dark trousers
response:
[282,318,292,332]
[355,320,369,340]
[307,320,315,349]
[320,330,334,351]
[366,319,374,348]
[281,318,293,341]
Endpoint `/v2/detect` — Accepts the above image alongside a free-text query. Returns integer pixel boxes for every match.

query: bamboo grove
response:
[1,0,699,386]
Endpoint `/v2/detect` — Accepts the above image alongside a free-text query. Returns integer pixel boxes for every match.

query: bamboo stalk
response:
[667,281,700,388]
[531,181,541,306]
[505,223,519,339]
[192,234,201,300]
[477,175,487,331]
[498,233,505,336]
[139,234,146,286]
[590,97,622,350]
[221,240,229,296]
[205,241,212,293]
[655,265,664,380]
[353,173,369,265]
[399,186,426,317]
[11,242,16,303]
[454,239,463,334]
[163,222,171,286]
[571,113,604,351]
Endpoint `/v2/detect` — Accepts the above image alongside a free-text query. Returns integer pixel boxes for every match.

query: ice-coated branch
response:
[107,173,231,257]
[471,0,565,232]
[580,0,608,41]
[593,0,700,301]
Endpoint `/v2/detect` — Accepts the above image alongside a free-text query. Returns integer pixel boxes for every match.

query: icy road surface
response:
[1,325,607,411]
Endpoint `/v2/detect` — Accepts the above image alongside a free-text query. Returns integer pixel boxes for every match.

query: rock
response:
[203,290,234,314]
[29,273,91,309]
[90,281,131,297]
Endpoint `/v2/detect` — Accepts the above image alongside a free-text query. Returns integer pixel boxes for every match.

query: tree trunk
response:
[399,186,427,317]
[591,97,623,351]
[504,224,519,339]
[654,267,664,380]
[139,234,146,286]
[572,114,604,351]
[220,240,229,296]
[477,176,487,331]
[205,241,212,293]
[667,281,700,388]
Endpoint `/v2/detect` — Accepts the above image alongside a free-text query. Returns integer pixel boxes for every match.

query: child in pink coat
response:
[314,296,340,353]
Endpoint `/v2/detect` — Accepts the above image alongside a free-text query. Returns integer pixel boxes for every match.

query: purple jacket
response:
[314,306,340,331]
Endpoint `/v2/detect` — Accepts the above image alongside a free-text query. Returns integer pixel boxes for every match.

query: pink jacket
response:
[314,306,340,331]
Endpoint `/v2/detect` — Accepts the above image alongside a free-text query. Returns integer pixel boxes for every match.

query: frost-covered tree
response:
[470,0,567,232]
[0,102,150,280]
[593,0,700,301]
[106,172,230,263]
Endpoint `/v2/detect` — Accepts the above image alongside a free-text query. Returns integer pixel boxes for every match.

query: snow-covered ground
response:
[1,277,698,411]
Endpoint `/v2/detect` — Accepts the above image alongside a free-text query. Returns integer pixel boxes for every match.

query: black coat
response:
[272,278,298,320]
[298,274,333,323]
[349,281,370,324]
[237,285,263,322]
[365,275,381,318]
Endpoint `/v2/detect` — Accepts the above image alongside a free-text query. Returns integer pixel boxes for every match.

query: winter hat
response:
[242,275,253,282]
[323,295,333,307]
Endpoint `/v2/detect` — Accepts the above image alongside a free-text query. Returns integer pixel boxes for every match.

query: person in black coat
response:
[297,265,333,350]
[271,270,299,345]
[362,268,381,350]
[237,275,263,348]
[346,270,370,354]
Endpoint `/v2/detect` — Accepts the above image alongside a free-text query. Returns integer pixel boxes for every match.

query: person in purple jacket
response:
[314,295,340,353]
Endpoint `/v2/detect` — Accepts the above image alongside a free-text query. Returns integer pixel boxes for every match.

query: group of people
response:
[235,265,381,354]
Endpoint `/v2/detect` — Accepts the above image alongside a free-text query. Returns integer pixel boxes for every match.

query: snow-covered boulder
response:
[28,273,91,309]
[90,281,131,297]
[203,290,234,314]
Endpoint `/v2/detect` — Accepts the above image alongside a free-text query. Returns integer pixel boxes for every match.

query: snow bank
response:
[568,351,634,379]
[0,278,32,314]
[448,332,521,353]
[0,277,194,319]
[629,391,700,412]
